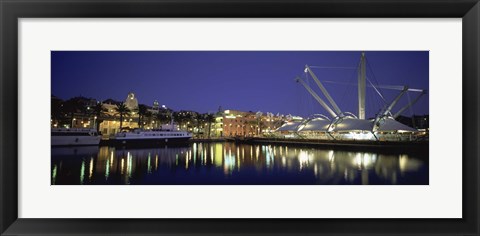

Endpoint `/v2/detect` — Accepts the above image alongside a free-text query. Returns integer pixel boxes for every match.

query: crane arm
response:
[295,76,337,118]
[382,86,408,116]
[393,91,426,118]
[321,80,424,92]
[305,65,343,116]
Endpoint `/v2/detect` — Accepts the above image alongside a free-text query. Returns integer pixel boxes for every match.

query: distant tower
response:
[125,92,139,111]
[153,100,159,111]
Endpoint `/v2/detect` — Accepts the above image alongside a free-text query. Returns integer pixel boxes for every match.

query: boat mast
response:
[358,52,366,119]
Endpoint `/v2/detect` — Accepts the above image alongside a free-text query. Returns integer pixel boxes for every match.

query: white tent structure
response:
[330,117,373,132]
[276,121,303,132]
[374,117,417,132]
[275,52,426,141]
[298,118,330,132]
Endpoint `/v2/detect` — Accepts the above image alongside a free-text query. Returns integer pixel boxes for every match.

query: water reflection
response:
[51,142,428,185]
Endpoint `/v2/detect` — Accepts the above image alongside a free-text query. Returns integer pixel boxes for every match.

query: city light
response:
[50,51,429,186]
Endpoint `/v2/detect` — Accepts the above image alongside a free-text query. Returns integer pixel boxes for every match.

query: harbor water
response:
[51,142,428,185]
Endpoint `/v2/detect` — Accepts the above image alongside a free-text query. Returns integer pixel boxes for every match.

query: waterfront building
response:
[213,109,286,137]
[98,93,163,137]
[124,92,139,111]
[99,97,138,137]
[221,110,255,137]
[51,96,102,129]
[210,116,221,137]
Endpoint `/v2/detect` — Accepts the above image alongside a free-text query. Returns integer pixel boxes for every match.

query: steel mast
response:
[295,76,337,118]
[382,86,409,117]
[304,65,343,117]
[393,91,426,118]
[358,52,366,119]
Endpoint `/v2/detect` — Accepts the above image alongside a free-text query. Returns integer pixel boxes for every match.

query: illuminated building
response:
[214,109,285,137]
[98,93,164,137]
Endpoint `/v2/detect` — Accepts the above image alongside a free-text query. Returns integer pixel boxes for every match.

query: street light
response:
[93,116,97,130]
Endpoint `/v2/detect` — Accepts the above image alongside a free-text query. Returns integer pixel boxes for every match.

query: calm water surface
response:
[51,142,428,185]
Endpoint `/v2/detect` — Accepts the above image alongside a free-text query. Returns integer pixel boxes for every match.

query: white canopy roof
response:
[298,118,330,132]
[276,121,303,132]
[276,117,418,133]
[376,117,417,132]
[331,117,374,132]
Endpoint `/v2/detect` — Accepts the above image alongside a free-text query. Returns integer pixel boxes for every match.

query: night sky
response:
[51,51,428,118]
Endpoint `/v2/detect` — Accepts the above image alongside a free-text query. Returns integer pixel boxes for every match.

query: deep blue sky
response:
[52,51,428,118]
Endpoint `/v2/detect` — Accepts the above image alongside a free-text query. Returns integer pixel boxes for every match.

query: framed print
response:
[1,0,479,235]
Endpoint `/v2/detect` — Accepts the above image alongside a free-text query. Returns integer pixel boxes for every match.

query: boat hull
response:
[51,136,101,146]
[113,137,191,148]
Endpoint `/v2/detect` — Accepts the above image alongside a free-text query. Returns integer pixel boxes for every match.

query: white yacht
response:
[114,128,192,147]
[51,128,101,146]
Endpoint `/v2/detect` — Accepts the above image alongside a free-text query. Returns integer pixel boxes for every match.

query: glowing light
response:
[193,143,197,164]
[298,150,313,170]
[354,153,363,169]
[399,154,409,172]
[210,146,214,163]
[127,152,133,177]
[147,153,152,174]
[214,143,223,167]
[110,151,114,168]
[52,165,57,184]
[105,159,110,180]
[223,152,235,175]
[265,146,274,168]
[328,150,334,162]
[89,157,94,180]
[80,160,85,184]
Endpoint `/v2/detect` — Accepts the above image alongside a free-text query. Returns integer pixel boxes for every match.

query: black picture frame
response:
[1,0,479,235]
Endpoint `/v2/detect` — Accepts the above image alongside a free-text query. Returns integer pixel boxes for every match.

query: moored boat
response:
[113,128,192,147]
[51,128,101,146]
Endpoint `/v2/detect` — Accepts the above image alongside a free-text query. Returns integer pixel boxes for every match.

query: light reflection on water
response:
[51,142,428,185]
